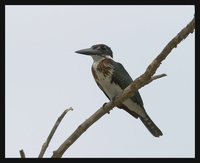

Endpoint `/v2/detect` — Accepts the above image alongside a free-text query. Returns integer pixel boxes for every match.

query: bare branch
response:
[38,107,73,158]
[146,73,167,84]
[52,103,115,158]
[19,149,26,158]
[51,17,195,158]
[114,17,195,107]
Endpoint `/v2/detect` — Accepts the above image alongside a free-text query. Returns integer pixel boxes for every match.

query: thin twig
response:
[51,17,195,158]
[38,107,73,158]
[19,149,26,158]
[146,73,167,84]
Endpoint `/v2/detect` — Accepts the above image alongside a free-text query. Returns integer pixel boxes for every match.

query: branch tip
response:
[38,107,74,158]
[19,149,26,158]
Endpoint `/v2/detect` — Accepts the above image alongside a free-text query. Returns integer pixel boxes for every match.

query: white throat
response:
[91,55,112,62]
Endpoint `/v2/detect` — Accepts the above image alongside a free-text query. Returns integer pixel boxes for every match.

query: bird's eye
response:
[100,46,106,50]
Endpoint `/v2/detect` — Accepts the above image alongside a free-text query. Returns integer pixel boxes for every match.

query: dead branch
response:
[51,17,194,158]
[146,73,167,84]
[114,17,195,107]
[38,107,73,158]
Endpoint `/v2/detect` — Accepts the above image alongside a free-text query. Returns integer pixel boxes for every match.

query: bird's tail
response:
[140,114,163,137]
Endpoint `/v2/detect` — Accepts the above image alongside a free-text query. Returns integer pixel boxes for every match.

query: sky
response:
[5,5,195,158]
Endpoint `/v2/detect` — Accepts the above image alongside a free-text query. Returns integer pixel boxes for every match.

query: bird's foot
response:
[102,102,110,114]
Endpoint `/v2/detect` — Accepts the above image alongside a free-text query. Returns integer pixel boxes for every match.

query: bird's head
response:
[75,44,113,59]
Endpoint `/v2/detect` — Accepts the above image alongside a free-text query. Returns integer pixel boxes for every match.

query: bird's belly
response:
[98,75,146,118]
[98,75,121,99]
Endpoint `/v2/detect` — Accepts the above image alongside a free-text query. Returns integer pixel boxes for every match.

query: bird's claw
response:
[102,102,110,114]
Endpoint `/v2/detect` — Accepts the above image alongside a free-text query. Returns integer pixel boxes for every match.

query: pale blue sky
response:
[6,5,195,158]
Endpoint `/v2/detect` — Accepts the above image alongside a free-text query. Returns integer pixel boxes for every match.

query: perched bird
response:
[75,44,162,137]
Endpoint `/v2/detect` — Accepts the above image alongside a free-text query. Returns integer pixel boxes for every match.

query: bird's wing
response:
[111,60,144,107]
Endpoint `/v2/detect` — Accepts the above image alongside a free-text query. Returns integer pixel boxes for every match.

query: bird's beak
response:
[75,47,100,56]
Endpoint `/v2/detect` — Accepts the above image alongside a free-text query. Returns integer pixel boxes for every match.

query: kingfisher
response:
[75,44,163,137]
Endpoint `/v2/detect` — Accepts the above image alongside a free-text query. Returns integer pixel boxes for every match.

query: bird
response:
[75,44,163,137]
